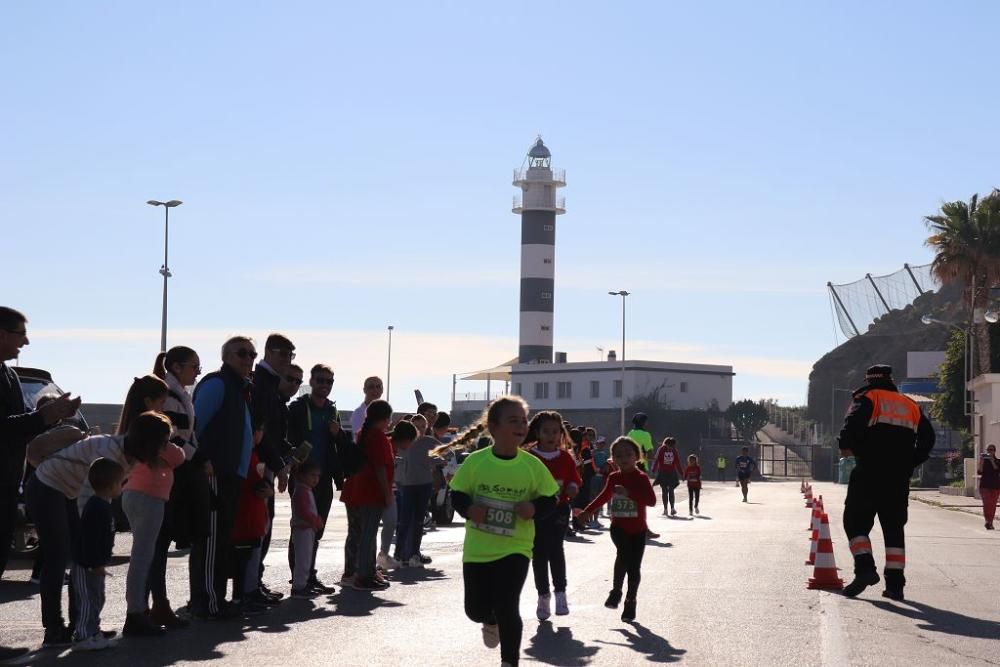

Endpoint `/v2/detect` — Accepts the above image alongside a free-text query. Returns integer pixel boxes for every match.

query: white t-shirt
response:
[350,400,368,441]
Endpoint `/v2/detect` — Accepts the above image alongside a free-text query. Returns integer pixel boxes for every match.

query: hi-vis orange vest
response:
[866,389,921,432]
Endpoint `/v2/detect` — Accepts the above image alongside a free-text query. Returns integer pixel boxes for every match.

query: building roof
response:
[511,359,734,377]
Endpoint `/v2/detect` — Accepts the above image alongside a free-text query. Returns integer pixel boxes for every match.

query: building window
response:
[513,383,522,396]
[543,258,553,264]
[590,380,600,398]
[540,292,552,300]
[534,382,549,400]
[614,380,623,398]
[540,325,550,331]
[543,224,554,232]
[557,381,571,399]
[680,382,688,393]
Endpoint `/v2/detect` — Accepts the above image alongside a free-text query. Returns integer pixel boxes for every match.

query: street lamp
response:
[386,325,394,403]
[147,199,183,352]
[609,290,630,434]
[921,314,976,459]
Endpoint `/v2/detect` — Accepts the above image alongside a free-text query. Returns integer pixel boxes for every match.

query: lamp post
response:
[386,325,394,403]
[147,200,183,352]
[609,290,630,434]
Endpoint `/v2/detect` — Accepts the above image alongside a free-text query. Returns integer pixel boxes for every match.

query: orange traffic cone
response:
[804,486,814,508]
[807,497,821,531]
[805,508,820,564]
[807,512,844,590]
[800,480,806,494]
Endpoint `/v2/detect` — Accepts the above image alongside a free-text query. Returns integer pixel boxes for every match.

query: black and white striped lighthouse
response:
[513,138,566,364]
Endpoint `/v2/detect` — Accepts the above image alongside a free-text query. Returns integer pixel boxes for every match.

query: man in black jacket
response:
[251,333,296,598]
[0,307,79,581]
[191,335,257,618]
[838,364,935,601]
[287,363,347,592]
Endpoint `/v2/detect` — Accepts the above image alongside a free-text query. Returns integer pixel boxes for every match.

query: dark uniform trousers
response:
[843,466,908,589]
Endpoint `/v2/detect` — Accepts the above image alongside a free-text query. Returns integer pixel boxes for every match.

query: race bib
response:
[610,496,638,518]
[474,496,517,537]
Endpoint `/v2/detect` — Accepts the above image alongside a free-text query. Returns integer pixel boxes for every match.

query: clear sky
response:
[4,2,999,412]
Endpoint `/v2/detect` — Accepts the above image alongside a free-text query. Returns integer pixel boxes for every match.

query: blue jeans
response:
[25,476,79,630]
[398,484,432,561]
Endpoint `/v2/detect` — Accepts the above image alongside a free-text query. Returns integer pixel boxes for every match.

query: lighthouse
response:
[513,138,566,364]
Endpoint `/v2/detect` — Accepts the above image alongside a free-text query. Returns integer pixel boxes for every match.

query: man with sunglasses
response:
[351,377,384,441]
[250,334,297,600]
[190,335,258,618]
[286,363,348,593]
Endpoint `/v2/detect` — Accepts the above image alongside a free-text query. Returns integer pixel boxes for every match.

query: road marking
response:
[819,592,850,667]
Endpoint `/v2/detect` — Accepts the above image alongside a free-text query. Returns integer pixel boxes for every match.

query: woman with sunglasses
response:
[979,443,1000,530]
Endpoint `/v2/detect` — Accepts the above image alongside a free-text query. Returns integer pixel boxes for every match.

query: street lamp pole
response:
[147,200,183,352]
[386,325,394,403]
[609,290,630,434]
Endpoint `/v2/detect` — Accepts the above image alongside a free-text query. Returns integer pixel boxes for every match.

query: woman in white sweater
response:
[25,412,169,647]
[149,346,204,628]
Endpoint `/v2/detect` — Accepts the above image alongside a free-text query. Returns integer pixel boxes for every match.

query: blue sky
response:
[3,2,999,411]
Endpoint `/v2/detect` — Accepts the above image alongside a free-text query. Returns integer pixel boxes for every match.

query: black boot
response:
[621,598,637,622]
[843,571,880,598]
[604,590,622,609]
[883,570,905,601]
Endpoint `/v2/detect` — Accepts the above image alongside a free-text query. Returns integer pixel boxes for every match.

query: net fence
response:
[828,263,939,338]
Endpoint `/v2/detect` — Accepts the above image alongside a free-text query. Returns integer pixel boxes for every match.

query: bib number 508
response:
[487,508,514,525]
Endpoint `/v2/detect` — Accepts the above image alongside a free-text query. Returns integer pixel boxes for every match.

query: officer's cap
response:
[865,364,893,380]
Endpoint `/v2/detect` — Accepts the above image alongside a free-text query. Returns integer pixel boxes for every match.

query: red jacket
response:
[529,447,582,505]
[651,445,684,477]
[232,451,269,542]
[584,468,656,535]
[684,464,702,489]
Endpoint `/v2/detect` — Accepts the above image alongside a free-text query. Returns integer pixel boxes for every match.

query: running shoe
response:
[554,591,569,616]
[670,508,677,516]
[290,588,318,600]
[695,507,700,515]
[646,529,660,539]
[604,590,622,609]
[406,555,424,568]
[72,634,112,652]
[536,593,551,620]
[308,579,336,594]
[418,553,432,564]
[481,623,500,648]
[376,553,401,570]
[350,578,382,592]
[621,598,637,622]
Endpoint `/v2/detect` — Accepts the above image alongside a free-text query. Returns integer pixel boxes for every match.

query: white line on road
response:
[819,590,851,666]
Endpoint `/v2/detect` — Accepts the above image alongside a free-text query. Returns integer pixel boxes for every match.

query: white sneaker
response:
[554,591,569,615]
[481,623,500,648]
[73,634,112,651]
[536,593,552,620]
[406,555,424,568]
[376,553,400,570]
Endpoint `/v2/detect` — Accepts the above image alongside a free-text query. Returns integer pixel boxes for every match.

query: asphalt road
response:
[2,480,998,666]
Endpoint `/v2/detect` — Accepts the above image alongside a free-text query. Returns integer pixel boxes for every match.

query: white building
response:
[510,358,733,412]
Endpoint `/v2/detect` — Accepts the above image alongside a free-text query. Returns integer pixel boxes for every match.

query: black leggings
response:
[464,554,530,666]
[688,487,700,513]
[610,525,646,600]
[659,481,677,511]
[532,505,569,594]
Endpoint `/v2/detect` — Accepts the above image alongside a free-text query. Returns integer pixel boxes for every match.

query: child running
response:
[525,410,581,620]
[449,397,559,667]
[735,446,758,503]
[579,437,656,623]
[650,436,683,517]
[684,454,702,516]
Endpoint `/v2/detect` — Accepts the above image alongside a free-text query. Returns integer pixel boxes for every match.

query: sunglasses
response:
[271,348,296,361]
[235,348,258,360]
[314,377,334,385]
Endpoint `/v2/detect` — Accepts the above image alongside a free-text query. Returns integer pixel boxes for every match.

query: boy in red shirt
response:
[684,454,702,516]
[232,448,274,614]
[580,437,656,622]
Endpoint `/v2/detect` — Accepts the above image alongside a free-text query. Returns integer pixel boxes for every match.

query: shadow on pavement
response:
[388,567,448,586]
[24,603,338,666]
[596,622,685,663]
[693,515,713,520]
[564,534,595,544]
[525,620,600,666]
[866,599,1000,640]
[0,580,37,604]
[325,590,404,617]
[645,540,672,548]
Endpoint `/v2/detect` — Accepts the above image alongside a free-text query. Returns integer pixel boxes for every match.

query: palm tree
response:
[924,189,1000,375]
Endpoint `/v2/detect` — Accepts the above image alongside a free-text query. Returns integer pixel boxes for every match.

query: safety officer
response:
[838,364,935,600]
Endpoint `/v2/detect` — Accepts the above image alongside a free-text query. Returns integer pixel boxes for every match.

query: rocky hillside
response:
[807,282,963,429]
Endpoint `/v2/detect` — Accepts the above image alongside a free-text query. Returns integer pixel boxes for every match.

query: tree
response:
[725,399,770,443]
[924,190,1000,375]
[933,322,1000,436]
